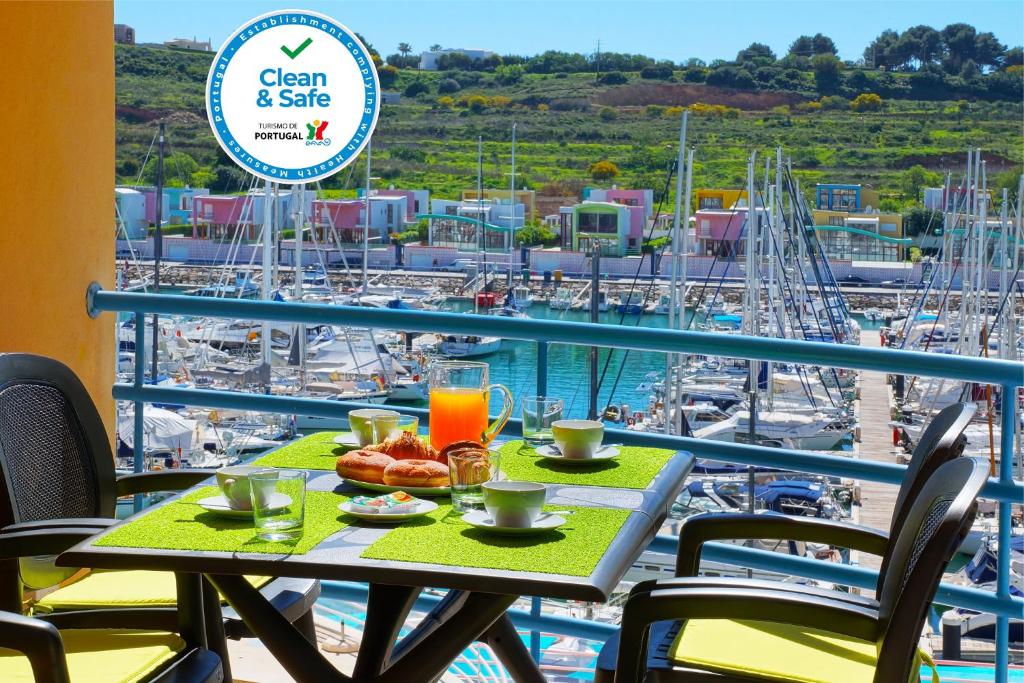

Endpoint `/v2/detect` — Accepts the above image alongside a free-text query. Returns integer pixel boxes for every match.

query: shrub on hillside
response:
[435,95,454,108]
[850,93,883,112]
[795,100,822,112]
[378,65,399,88]
[689,102,741,118]
[599,106,618,121]
[403,81,430,97]
[818,95,849,110]
[437,78,461,94]
[589,160,620,181]
[706,66,756,89]
[597,71,627,85]
[640,64,674,80]
[682,68,707,83]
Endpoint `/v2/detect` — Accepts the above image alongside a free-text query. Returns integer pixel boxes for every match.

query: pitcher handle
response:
[483,384,514,444]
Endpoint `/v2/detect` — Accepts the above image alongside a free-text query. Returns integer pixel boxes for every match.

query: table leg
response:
[201,576,232,683]
[377,592,519,683]
[207,573,346,683]
[350,585,419,681]
[389,589,469,662]
[481,613,547,683]
[175,573,206,648]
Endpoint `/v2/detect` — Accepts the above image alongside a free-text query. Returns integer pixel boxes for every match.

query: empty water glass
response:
[372,414,419,442]
[250,469,307,541]
[521,396,564,445]
[448,448,501,512]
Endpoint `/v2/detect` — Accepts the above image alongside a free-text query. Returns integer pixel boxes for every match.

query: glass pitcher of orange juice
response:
[429,361,513,450]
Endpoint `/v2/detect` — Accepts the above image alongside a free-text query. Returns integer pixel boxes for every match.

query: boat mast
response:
[362,140,373,295]
[294,183,306,379]
[476,135,483,314]
[260,180,274,388]
[150,120,165,384]
[665,110,687,434]
[745,152,759,426]
[508,122,517,290]
[673,146,694,434]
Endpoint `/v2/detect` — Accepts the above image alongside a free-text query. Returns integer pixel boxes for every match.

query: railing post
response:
[536,341,548,396]
[531,339,547,663]
[995,384,1015,683]
[133,311,146,512]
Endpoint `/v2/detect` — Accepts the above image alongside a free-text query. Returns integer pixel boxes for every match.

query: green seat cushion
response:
[35,571,272,612]
[669,618,880,683]
[0,629,184,683]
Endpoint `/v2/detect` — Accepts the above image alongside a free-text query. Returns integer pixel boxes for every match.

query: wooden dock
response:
[854,332,900,571]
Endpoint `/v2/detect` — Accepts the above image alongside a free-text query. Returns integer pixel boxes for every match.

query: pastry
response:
[367,431,439,461]
[382,459,449,488]
[336,450,395,484]
[437,439,486,464]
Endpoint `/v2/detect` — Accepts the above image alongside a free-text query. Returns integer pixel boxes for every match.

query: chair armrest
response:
[2,519,115,533]
[614,586,878,683]
[675,512,890,576]
[0,528,103,561]
[627,576,879,610]
[115,469,212,496]
[0,611,71,683]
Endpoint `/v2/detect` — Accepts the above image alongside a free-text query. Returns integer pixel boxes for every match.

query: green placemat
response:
[361,504,630,577]
[96,487,351,555]
[251,432,352,470]
[496,440,676,489]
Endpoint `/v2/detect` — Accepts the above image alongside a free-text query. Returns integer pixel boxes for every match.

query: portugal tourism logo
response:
[206,10,379,183]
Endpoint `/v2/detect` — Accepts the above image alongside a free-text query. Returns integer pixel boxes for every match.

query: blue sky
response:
[115,0,1023,63]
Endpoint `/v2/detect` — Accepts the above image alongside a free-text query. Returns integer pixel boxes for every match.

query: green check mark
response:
[280,37,312,59]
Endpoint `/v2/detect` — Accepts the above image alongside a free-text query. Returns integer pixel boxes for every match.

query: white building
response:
[164,37,211,52]
[419,48,495,71]
[115,188,147,239]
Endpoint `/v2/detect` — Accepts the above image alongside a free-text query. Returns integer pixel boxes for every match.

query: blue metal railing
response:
[88,286,1024,681]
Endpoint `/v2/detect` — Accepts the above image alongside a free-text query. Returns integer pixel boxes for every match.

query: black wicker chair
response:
[0,354,320,655]
[595,401,976,682]
[604,456,989,682]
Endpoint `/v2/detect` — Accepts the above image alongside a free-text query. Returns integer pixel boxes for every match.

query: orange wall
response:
[0,2,115,429]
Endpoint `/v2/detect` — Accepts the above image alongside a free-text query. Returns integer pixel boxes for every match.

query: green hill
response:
[115,45,1022,208]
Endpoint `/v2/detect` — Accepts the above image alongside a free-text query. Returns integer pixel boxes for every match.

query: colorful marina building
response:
[811,183,905,261]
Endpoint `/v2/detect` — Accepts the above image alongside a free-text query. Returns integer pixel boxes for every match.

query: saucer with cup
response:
[461,481,565,535]
[197,465,290,518]
[534,419,618,462]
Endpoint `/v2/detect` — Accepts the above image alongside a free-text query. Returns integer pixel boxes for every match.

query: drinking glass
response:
[372,414,418,442]
[429,361,513,450]
[448,448,501,512]
[521,396,564,445]
[250,470,307,541]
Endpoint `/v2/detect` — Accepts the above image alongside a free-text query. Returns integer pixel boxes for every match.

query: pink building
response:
[585,187,654,220]
[192,195,261,239]
[694,206,770,257]
[311,200,363,241]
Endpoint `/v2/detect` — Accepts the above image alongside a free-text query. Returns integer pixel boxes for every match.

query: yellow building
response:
[812,209,906,262]
[461,189,536,219]
[694,189,748,210]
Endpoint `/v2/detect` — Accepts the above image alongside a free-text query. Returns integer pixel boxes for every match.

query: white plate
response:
[343,479,451,497]
[461,510,566,535]
[196,493,291,519]
[534,444,619,462]
[332,433,362,447]
[339,499,438,521]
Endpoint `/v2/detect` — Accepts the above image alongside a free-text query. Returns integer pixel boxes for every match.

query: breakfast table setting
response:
[57,361,694,682]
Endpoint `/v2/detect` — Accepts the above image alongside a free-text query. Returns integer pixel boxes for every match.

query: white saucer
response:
[332,433,362,447]
[197,493,291,519]
[461,510,566,535]
[535,444,619,462]
[339,499,438,522]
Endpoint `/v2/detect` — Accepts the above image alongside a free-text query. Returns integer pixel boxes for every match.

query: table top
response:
[60,442,693,603]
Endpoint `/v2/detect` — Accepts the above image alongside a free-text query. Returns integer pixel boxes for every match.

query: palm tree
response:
[430,44,442,52]
[398,42,412,58]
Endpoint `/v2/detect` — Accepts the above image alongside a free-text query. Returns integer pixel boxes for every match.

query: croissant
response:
[367,430,439,461]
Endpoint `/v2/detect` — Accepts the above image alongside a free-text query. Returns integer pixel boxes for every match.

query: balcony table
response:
[59,440,693,683]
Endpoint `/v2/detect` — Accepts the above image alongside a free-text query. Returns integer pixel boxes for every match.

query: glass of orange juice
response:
[428,361,513,450]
